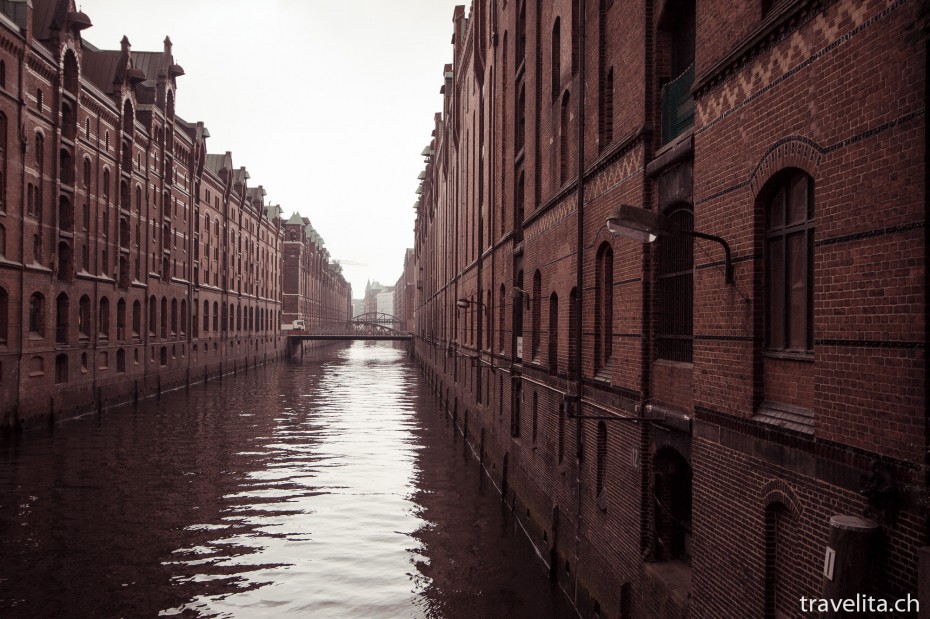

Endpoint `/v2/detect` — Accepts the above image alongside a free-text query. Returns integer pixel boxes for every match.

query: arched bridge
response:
[286,313,412,341]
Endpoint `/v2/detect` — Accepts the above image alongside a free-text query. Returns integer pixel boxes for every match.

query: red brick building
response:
[411,1,927,617]
[0,0,351,429]
[282,211,351,331]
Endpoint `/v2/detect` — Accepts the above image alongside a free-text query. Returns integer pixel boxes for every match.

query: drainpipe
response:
[573,0,587,604]
[16,42,26,427]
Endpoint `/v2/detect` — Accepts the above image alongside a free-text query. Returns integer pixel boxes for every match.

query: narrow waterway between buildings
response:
[0,342,575,618]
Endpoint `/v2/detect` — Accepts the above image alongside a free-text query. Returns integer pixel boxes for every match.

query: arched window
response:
[765,502,798,618]
[117,298,126,340]
[75,294,89,339]
[149,296,157,335]
[571,0,580,73]
[161,297,168,338]
[656,206,693,362]
[60,293,74,343]
[29,293,45,336]
[203,300,210,333]
[516,84,526,152]
[99,296,110,338]
[171,298,178,334]
[132,300,141,336]
[180,299,187,335]
[214,302,219,332]
[764,170,814,353]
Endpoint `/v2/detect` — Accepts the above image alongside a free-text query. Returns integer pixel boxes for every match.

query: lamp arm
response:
[687,230,734,285]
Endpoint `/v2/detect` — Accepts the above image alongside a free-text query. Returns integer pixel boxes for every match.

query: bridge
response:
[285,312,412,341]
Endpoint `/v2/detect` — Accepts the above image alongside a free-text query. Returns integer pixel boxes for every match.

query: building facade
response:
[411,1,927,617]
[0,0,351,430]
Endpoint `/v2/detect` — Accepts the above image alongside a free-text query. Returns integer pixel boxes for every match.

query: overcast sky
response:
[79,0,463,298]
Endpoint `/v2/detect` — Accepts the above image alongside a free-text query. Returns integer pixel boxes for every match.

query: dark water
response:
[0,342,573,618]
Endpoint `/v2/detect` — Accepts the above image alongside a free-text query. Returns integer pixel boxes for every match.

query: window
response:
[99,297,110,339]
[76,295,89,339]
[548,292,559,373]
[656,206,693,362]
[551,18,561,100]
[161,297,168,338]
[55,354,68,384]
[148,296,157,335]
[596,422,607,497]
[653,448,692,563]
[658,0,695,144]
[59,293,73,343]
[499,284,506,353]
[0,287,8,343]
[117,299,126,340]
[568,287,579,371]
[203,300,209,333]
[531,270,541,360]
[132,300,141,336]
[560,91,571,185]
[595,243,613,372]
[571,0,580,74]
[765,171,814,353]
[116,349,126,373]
[600,68,614,148]
[29,293,45,336]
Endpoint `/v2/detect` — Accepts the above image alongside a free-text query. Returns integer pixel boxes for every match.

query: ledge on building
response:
[753,400,814,435]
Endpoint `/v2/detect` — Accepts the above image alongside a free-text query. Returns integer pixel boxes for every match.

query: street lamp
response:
[606,204,734,284]
[456,298,487,314]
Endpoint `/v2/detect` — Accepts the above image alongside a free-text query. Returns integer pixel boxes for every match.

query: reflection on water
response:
[0,342,571,618]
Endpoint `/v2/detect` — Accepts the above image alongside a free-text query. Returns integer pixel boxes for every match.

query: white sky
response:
[78,0,464,298]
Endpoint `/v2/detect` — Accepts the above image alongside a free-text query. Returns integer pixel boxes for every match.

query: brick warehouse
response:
[0,0,351,430]
[410,0,927,617]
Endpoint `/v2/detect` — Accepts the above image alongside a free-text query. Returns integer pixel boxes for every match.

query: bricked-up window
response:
[765,501,798,619]
[765,170,814,354]
[653,448,692,563]
[29,293,45,336]
[551,18,561,100]
[548,292,559,373]
[656,206,693,362]
[531,270,542,360]
[595,242,614,373]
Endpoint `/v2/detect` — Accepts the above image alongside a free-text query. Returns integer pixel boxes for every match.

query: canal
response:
[0,342,574,618]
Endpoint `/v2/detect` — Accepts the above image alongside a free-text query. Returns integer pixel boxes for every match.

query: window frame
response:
[763,170,814,357]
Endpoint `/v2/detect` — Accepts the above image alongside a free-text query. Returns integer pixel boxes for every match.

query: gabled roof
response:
[286,212,304,225]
